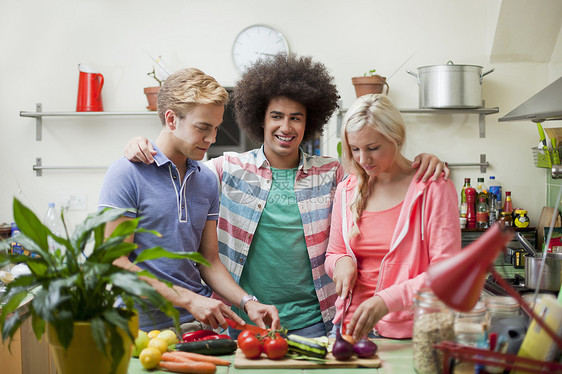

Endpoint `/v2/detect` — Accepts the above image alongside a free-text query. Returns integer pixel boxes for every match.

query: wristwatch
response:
[240,294,258,313]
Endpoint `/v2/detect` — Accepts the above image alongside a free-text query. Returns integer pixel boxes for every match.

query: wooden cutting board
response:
[234,349,381,369]
[537,206,562,249]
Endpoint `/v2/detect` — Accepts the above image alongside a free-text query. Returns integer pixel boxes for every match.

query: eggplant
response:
[353,338,378,358]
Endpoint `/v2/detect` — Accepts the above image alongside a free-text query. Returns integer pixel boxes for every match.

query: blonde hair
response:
[340,94,410,238]
[157,68,228,125]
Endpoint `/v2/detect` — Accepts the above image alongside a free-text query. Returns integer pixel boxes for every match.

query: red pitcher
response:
[76,63,104,112]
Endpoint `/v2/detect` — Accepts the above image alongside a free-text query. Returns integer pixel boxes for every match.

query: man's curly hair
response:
[233,53,340,143]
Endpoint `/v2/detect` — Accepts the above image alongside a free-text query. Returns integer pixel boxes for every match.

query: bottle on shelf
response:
[43,202,65,253]
[489,194,498,227]
[488,176,502,211]
[503,191,514,217]
[460,178,471,218]
[475,177,489,205]
[476,195,489,229]
[466,185,477,229]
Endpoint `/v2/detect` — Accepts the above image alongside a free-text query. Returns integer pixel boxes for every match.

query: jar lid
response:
[455,301,487,317]
[414,288,448,308]
[501,212,511,216]
[485,296,519,311]
[522,292,555,305]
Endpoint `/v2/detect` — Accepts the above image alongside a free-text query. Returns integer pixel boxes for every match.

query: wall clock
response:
[232,24,290,73]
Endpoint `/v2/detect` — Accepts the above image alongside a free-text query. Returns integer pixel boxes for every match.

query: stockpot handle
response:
[406,69,420,85]
[480,68,495,84]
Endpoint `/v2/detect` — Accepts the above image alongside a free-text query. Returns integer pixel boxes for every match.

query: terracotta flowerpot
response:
[144,86,160,111]
[351,75,389,98]
[47,314,138,374]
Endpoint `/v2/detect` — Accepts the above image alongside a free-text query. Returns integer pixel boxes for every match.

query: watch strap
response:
[240,294,258,313]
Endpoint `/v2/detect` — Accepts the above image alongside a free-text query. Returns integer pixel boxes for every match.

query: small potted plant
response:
[351,69,389,98]
[0,198,208,374]
[144,67,163,111]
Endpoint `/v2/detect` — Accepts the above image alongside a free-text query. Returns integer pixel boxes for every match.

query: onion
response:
[332,331,354,360]
[353,338,378,358]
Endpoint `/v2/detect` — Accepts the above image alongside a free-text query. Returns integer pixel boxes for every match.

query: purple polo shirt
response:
[98,143,219,330]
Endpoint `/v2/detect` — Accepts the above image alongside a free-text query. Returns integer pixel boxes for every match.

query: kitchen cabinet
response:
[0,300,56,374]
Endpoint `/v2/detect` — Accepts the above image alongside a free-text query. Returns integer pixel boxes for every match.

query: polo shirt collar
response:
[150,141,201,172]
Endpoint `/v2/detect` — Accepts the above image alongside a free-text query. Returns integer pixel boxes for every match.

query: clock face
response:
[232,25,289,73]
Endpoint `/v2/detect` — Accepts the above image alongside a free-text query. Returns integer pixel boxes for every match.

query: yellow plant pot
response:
[47,314,138,374]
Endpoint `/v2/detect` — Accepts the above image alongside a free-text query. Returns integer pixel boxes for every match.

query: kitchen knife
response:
[340,291,353,335]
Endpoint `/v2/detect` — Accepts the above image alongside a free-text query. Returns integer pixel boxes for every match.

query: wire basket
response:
[532,147,562,168]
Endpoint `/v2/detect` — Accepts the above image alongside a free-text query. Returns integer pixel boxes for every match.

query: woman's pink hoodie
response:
[325,174,461,338]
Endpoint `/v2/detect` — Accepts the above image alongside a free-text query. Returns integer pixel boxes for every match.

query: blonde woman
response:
[325,94,461,340]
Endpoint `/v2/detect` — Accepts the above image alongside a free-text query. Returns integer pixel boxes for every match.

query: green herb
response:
[364,69,377,77]
[147,67,163,86]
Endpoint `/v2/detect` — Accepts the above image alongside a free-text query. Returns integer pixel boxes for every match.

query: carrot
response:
[162,352,192,363]
[166,351,231,366]
[158,360,216,374]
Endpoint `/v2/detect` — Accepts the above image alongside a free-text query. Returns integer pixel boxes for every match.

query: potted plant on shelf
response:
[0,198,208,374]
[144,67,163,111]
[351,69,389,98]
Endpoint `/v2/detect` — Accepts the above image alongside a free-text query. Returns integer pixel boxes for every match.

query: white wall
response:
[0,0,559,230]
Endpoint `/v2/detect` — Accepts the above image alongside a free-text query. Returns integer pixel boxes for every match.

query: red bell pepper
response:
[199,334,232,341]
[181,329,217,342]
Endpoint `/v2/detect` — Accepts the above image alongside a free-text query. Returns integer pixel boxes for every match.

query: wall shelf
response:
[20,103,158,141]
[335,103,499,138]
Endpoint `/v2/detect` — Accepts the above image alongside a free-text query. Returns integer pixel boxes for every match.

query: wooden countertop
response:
[127,339,415,374]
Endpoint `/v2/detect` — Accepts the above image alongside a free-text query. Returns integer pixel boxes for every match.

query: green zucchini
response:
[286,334,328,358]
[172,338,237,355]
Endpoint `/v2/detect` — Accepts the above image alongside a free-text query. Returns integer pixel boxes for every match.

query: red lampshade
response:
[427,224,514,312]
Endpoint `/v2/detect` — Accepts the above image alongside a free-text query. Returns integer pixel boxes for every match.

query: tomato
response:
[238,335,263,359]
[238,329,257,342]
[263,336,288,360]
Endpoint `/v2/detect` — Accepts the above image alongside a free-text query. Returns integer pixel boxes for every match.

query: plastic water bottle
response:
[488,176,502,211]
[43,203,64,252]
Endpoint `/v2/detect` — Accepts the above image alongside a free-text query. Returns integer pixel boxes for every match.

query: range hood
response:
[499,76,562,123]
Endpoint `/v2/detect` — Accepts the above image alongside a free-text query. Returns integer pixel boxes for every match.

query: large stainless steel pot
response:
[525,253,562,291]
[407,61,494,109]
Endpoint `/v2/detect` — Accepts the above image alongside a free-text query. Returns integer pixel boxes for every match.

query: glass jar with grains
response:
[412,288,454,374]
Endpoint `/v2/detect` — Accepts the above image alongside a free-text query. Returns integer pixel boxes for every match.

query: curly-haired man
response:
[123,54,447,337]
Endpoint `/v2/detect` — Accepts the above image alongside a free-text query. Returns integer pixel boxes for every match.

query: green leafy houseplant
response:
[0,198,209,374]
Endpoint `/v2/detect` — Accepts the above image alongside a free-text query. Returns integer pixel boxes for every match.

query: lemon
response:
[147,329,161,340]
[148,337,168,354]
[157,329,179,346]
[139,347,161,369]
[132,330,149,357]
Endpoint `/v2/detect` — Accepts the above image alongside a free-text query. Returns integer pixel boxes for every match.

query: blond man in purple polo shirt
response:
[99,68,279,332]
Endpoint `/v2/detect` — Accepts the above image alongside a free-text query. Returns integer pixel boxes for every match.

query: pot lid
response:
[499,75,562,123]
[417,61,483,69]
